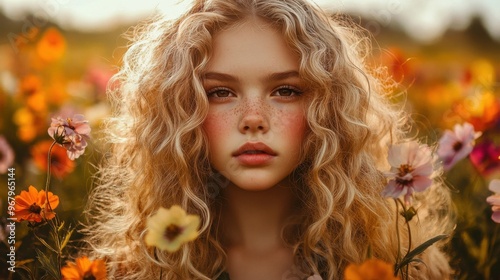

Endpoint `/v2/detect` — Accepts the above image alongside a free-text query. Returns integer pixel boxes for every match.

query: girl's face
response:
[202,18,308,191]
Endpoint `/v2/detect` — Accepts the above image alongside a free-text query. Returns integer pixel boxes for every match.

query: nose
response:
[238,100,269,134]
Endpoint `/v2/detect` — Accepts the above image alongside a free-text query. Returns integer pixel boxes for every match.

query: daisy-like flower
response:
[61,256,107,280]
[31,140,75,178]
[344,259,400,280]
[437,122,481,171]
[14,185,59,222]
[47,114,91,160]
[486,179,500,223]
[0,135,15,174]
[382,141,434,205]
[145,205,200,252]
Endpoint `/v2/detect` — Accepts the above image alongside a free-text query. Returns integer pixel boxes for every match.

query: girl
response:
[83,0,454,279]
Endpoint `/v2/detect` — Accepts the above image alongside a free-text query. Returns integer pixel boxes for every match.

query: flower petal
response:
[486,195,500,206]
[381,180,407,199]
[492,211,500,223]
[489,179,500,193]
[411,176,433,192]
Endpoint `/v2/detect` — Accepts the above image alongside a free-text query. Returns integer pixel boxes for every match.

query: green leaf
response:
[58,221,66,232]
[396,234,448,270]
[35,248,60,280]
[16,264,35,280]
[34,234,58,254]
[60,226,75,251]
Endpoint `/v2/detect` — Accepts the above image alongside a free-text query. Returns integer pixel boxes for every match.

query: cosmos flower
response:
[382,141,434,204]
[344,258,400,280]
[48,114,91,160]
[14,185,59,223]
[18,74,43,98]
[486,179,500,223]
[36,27,66,62]
[437,122,481,171]
[145,205,200,252]
[469,140,500,177]
[31,140,75,178]
[61,256,107,280]
[0,136,14,174]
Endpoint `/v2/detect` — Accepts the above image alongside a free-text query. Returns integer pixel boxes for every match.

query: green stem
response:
[44,141,62,278]
[397,199,412,258]
[396,199,412,280]
[394,199,401,277]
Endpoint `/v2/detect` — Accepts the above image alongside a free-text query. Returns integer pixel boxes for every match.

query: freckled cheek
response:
[203,113,223,137]
[202,111,237,147]
[272,109,307,139]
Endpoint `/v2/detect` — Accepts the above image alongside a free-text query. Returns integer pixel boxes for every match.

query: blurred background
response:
[0,0,499,279]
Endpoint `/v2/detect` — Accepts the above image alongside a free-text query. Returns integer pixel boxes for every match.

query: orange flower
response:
[13,107,47,142]
[344,259,400,280]
[18,74,43,98]
[14,185,59,222]
[61,256,107,280]
[32,140,75,178]
[26,91,47,113]
[36,27,66,62]
[378,47,414,83]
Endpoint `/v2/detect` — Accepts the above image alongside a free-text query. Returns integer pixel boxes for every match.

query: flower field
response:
[0,13,499,280]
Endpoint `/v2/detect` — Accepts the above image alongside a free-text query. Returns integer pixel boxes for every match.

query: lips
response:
[232,142,277,157]
[233,142,277,166]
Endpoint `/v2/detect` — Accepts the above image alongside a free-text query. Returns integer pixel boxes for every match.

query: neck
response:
[220,179,297,252]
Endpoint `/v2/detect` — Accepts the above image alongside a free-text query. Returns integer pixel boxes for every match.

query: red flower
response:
[31,140,75,178]
[470,140,500,177]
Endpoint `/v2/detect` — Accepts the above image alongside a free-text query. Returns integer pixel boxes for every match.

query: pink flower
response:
[0,136,15,174]
[437,122,481,171]
[486,179,500,223]
[382,141,434,204]
[47,114,91,160]
[470,140,500,177]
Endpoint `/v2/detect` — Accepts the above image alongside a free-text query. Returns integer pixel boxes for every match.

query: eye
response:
[272,85,303,97]
[206,87,235,98]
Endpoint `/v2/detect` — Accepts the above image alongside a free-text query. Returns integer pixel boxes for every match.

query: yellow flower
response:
[470,59,495,87]
[344,259,400,280]
[145,205,200,252]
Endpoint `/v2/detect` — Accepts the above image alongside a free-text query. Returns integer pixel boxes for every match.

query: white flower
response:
[382,141,434,204]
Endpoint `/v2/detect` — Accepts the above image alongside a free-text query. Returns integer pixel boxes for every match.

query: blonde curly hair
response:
[83,0,454,279]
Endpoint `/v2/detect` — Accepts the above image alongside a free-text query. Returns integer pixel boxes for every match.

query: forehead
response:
[206,18,300,73]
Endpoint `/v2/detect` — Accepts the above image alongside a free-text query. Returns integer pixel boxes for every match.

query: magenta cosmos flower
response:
[486,179,500,223]
[0,136,15,174]
[382,141,434,204]
[470,140,500,176]
[437,122,481,171]
[47,114,91,160]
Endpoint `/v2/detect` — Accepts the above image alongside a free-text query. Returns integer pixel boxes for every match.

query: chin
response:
[230,178,283,192]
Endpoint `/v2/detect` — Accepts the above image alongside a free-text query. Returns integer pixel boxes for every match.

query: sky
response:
[0,0,499,43]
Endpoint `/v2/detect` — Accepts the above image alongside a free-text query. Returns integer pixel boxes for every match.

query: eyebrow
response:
[202,70,300,82]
